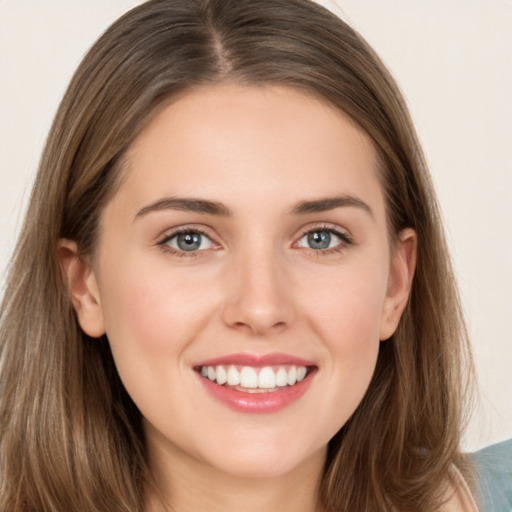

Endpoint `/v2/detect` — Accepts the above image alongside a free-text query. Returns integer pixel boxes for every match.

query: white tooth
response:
[207,366,216,381]
[216,365,227,385]
[297,366,307,382]
[276,367,288,387]
[258,366,276,389]
[201,366,208,378]
[287,366,297,385]
[227,365,240,386]
[240,366,258,388]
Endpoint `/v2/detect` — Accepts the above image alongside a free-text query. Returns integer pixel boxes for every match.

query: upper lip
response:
[194,352,316,368]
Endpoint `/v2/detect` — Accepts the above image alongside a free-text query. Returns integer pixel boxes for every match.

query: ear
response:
[57,239,105,338]
[379,228,417,341]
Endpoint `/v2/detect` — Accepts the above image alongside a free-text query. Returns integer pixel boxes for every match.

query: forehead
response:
[110,84,385,221]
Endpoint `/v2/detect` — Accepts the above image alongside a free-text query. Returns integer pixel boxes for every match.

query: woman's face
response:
[70,84,415,481]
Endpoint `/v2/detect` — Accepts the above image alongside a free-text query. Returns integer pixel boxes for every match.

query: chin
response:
[212,456,305,480]
[202,437,325,480]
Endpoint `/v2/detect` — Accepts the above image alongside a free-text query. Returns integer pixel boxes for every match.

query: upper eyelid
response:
[296,222,352,240]
[157,225,216,243]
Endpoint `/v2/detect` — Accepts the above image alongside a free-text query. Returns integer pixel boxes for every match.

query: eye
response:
[161,230,214,252]
[297,229,347,250]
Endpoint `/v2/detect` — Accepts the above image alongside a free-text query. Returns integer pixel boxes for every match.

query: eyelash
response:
[296,224,353,255]
[156,224,353,257]
[157,227,215,258]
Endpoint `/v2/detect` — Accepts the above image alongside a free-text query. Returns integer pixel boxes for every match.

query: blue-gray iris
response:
[177,233,202,251]
[308,231,331,249]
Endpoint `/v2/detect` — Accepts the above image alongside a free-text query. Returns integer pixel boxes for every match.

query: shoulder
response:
[438,465,480,512]
[471,438,512,512]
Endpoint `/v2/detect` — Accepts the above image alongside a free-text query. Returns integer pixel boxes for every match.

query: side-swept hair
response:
[0,1,474,510]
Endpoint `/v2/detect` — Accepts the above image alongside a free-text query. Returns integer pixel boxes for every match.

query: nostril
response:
[230,319,288,336]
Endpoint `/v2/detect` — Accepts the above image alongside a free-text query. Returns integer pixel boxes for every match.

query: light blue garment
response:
[473,439,512,512]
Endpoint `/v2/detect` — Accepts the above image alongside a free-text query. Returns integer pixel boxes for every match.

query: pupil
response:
[177,233,201,251]
[308,231,330,249]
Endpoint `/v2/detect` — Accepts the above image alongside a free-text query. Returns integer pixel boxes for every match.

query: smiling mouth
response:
[196,364,313,393]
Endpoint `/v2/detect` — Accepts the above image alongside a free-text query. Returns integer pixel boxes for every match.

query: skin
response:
[60,84,417,512]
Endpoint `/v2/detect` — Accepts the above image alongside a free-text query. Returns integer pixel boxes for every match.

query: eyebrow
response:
[134,194,373,220]
[135,197,233,219]
[291,195,374,218]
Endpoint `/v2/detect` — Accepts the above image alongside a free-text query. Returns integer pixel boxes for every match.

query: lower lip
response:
[196,370,316,414]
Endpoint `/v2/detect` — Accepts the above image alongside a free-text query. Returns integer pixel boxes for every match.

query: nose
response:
[221,248,295,336]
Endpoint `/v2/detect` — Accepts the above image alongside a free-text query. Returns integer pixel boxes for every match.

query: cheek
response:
[302,264,387,418]
[99,261,214,352]
[307,263,387,349]
[96,262,218,425]
[95,259,219,406]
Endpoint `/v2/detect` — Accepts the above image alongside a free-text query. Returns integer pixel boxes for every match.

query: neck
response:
[145,441,326,512]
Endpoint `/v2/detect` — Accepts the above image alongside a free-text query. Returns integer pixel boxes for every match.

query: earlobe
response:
[379,228,417,341]
[57,239,106,338]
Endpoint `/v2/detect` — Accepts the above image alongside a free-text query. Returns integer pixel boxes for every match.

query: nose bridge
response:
[222,237,293,334]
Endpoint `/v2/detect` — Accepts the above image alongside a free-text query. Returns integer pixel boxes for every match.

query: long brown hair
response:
[0,0,474,510]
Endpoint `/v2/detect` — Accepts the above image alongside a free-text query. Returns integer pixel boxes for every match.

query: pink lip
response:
[194,352,316,368]
[194,353,317,414]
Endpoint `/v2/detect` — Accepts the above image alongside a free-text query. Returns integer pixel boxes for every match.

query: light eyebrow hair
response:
[135,197,233,220]
[291,195,374,217]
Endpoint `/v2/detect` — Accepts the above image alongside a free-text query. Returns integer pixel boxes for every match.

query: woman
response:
[0,0,478,510]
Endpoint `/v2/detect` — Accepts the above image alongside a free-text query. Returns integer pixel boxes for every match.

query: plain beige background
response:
[0,0,510,450]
